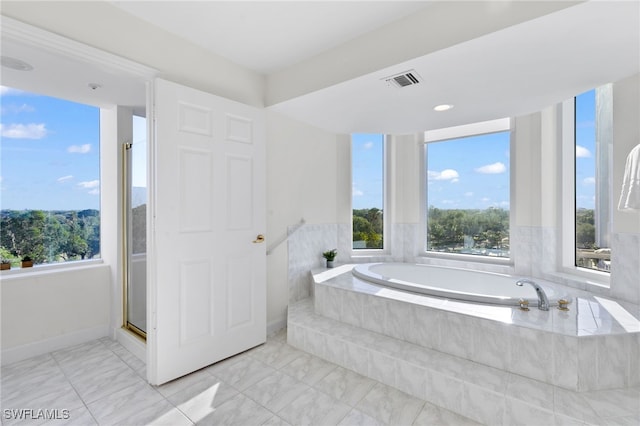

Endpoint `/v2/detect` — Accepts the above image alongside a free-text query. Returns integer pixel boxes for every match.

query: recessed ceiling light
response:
[434,104,454,112]
[88,83,102,90]
[1,56,34,71]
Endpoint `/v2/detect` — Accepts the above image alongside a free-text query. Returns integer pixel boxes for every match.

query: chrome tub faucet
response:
[516,279,550,311]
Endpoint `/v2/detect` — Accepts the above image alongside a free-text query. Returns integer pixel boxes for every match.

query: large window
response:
[0,86,100,268]
[351,133,385,250]
[425,120,511,258]
[574,87,612,272]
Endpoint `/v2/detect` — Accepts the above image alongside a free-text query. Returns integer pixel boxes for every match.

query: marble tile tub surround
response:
[610,232,640,305]
[311,265,640,392]
[288,223,339,303]
[288,299,640,426]
[288,223,413,303]
[512,226,640,306]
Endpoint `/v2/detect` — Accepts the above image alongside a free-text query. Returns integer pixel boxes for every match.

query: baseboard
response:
[115,327,146,362]
[1,324,109,366]
[267,316,287,336]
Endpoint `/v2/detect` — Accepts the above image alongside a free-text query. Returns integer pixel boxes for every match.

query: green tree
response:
[352,208,384,248]
[427,206,509,253]
[576,208,595,248]
[0,209,100,265]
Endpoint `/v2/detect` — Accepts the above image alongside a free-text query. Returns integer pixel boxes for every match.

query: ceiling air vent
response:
[384,70,422,88]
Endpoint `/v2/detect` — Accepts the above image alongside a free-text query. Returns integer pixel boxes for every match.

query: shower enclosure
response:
[124,115,147,338]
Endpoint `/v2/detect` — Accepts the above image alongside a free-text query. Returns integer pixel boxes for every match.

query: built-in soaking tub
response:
[302,262,639,398]
[352,262,566,306]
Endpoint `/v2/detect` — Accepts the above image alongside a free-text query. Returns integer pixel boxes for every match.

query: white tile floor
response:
[0,330,481,426]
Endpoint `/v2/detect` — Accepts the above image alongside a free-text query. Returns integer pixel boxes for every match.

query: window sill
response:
[0,259,105,279]
[421,251,512,265]
[414,252,514,275]
[543,268,610,293]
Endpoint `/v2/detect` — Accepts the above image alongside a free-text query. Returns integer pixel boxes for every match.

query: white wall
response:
[1,265,111,364]
[265,110,341,326]
[612,74,640,235]
[610,74,640,304]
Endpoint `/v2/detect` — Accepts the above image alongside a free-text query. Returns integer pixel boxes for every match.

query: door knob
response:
[253,234,265,243]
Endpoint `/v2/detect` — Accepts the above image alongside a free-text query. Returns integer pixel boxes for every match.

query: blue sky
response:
[352,133,384,210]
[575,89,596,210]
[426,132,510,210]
[351,131,512,211]
[1,86,100,210]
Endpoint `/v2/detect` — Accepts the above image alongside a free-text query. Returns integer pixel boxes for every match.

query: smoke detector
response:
[1,56,33,71]
[383,70,422,88]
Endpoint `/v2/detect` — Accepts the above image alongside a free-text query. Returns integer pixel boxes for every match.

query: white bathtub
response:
[352,262,565,306]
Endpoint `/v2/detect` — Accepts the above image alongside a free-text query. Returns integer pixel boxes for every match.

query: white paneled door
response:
[148,79,266,385]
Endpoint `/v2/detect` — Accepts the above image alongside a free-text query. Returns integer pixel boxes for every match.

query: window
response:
[574,87,612,272]
[130,115,147,255]
[424,119,511,258]
[0,86,100,268]
[351,133,385,250]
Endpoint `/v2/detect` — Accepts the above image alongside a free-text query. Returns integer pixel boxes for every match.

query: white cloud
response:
[576,120,594,129]
[363,141,374,149]
[464,192,473,197]
[57,175,73,183]
[1,103,35,114]
[481,197,491,203]
[0,123,47,139]
[428,169,459,182]
[0,86,23,96]
[88,188,100,195]
[78,180,99,189]
[576,145,591,158]
[67,144,91,154]
[475,162,506,174]
[583,176,595,185]
[352,184,363,196]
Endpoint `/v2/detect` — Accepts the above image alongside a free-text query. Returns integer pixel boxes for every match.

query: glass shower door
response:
[125,115,147,336]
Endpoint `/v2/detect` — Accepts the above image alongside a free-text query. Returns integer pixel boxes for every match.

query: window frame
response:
[560,92,612,283]
[420,118,513,265]
[350,134,390,256]
[0,89,103,272]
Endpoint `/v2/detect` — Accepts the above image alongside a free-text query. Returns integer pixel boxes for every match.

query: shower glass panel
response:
[126,115,147,336]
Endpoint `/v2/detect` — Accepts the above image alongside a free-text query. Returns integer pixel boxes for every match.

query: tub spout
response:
[516,279,549,311]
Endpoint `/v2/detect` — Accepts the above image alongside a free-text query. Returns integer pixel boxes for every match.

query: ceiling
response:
[270,0,640,133]
[110,1,431,74]
[0,36,148,115]
[1,1,638,134]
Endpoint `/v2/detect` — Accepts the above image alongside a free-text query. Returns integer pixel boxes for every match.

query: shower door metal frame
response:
[123,140,147,340]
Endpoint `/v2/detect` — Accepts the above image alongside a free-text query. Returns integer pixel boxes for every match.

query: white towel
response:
[618,143,640,211]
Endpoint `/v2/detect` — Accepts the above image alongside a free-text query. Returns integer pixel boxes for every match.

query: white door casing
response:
[147,79,266,385]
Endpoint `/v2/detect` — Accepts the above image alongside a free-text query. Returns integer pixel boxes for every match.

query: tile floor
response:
[1,330,481,426]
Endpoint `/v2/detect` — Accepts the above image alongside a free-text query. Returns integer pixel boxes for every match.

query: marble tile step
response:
[288,298,639,426]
